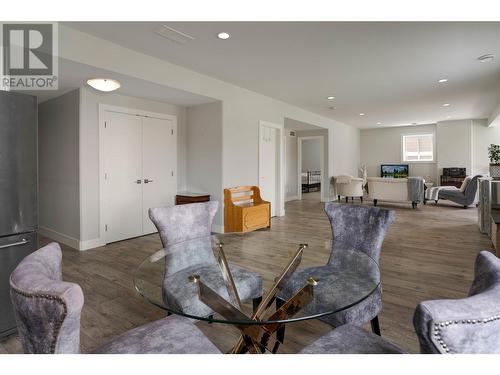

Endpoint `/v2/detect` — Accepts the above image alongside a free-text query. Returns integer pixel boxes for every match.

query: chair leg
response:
[276,298,286,344]
[370,316,381,336]
[253,296,263,314]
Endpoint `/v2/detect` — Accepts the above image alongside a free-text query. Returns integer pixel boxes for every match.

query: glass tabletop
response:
[133,232,380,326]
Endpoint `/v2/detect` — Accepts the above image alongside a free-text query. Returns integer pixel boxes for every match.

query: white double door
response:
[102,110,176,243]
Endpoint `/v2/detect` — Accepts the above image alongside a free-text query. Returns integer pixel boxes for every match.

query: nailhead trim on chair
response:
[433,314,500,354]
[10,286,68,354]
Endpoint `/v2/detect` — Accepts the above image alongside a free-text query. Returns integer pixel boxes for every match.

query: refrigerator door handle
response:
[0,238,29,249]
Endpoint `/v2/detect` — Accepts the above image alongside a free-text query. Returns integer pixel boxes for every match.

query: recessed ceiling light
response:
[359,113,365,116]
[327,96,335,100]
[442,103,451,107]
[217,32,230,40]
[438,78,448,83]
[377,122,382,125]
[477,54,495,62]
[86,78,120,92]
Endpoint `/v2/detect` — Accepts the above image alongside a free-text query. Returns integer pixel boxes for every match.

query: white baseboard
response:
[39,226,105,251]
[79,238,106,251]
[39,226,80,250]
[212,224,225,234]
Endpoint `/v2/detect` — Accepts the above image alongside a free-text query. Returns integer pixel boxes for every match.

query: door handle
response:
[144,179,154,184]
[135,179,142,184]
[0,238,29,249]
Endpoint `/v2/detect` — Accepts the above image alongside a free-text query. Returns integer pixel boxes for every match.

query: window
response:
[402,133,434,162]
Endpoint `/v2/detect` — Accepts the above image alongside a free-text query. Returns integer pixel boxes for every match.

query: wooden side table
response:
[175,191,210,205]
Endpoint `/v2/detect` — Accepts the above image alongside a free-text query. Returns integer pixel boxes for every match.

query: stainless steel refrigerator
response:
[0,90,38,339]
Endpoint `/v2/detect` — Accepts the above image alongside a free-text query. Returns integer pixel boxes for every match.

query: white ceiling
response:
[29,58,216,106]
[66,22,500,128]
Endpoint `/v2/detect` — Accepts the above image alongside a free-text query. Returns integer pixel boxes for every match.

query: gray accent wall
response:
[185,101,223,230]
[38,89,80,241]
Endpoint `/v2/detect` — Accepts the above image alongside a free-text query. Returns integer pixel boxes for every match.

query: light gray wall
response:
[285,133,298,200]
[472,119,500,175]
[185,101,223,230]
[59,26,361,216]
[360,124,438,183]
[79,87,188,242]
[38,89,80,240]
[436,120,473,179]
[301,139,322,172]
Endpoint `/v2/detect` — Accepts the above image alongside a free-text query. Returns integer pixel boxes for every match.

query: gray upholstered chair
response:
[413,250,500,354]
[148,201,263,318]
[9,242,221,354]
[278,202,395,336]
[299,324,405,354]
[437,175,481,208]
[301,250,500,354]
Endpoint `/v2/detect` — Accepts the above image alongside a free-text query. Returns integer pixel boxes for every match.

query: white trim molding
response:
[258,120,285,217]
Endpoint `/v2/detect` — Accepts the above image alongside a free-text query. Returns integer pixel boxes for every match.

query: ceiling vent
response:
[154,25,195,45]
[288,130,296,137]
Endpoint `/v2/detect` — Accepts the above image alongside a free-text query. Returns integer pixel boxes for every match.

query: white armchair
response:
[333,175,365,203]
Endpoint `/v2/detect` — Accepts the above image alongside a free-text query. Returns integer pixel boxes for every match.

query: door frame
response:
[258,120,285,217]
[297,135,325,201]
[98,104,177,245]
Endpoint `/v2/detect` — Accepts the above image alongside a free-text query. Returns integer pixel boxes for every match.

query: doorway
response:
[298,136,324,201]
[258,121,284,217]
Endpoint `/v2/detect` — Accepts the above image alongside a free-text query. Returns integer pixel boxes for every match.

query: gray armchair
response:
[300,250,500,354]
[148,201,263,317]
[9,242,221,354]
[437,175,481,208]
[278,202,395,336]
[413,250,500,354]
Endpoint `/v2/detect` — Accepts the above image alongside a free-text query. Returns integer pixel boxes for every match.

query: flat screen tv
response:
[381,164,409,178]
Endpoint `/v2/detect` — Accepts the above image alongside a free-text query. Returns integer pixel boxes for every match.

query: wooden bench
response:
[224,186,271,233]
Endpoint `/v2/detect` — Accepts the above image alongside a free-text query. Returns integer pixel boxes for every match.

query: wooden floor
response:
[0,197,494,354]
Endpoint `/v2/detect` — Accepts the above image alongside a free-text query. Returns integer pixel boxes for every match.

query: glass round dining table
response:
[134,232,380,354]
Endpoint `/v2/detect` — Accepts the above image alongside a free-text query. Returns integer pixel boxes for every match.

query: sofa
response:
[367,177,425,209]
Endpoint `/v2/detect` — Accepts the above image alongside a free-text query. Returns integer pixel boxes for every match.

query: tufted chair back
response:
[149,201,218,247]
[324,202,396,264]
[9,242,84,354]
[414,251,500,353]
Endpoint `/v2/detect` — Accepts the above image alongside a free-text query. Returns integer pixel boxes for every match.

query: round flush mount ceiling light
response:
[217,32,230,40]
[87,78,121,92]
[442,103,451,107]
[477,54,495,62]
[438,78,448,83]
[327,96,335,100]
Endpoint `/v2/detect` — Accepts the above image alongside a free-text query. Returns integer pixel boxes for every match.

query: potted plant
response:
[489,144,500,180]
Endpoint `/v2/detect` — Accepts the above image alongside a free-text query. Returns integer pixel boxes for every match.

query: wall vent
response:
[154,25,195,45]
[289,130,296,137]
